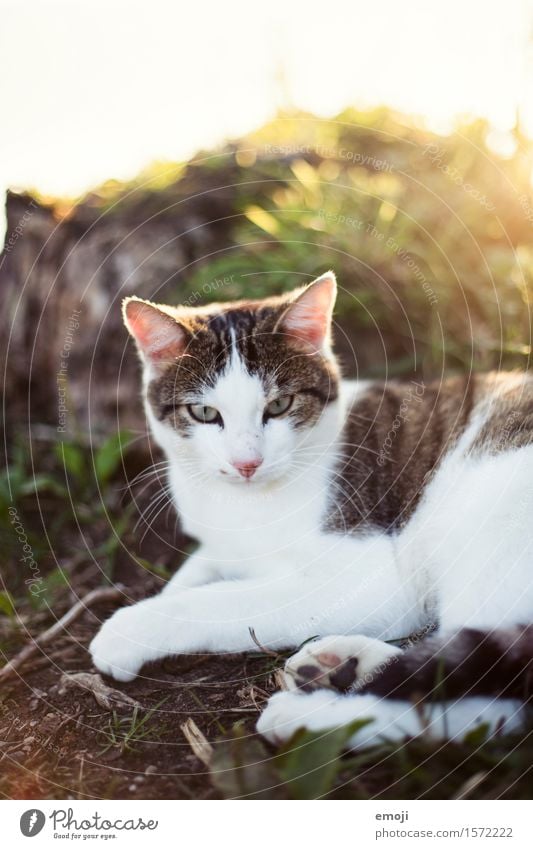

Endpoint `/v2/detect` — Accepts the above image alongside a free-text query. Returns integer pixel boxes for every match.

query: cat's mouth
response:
[218,461,288,486]
[219,469,261,484]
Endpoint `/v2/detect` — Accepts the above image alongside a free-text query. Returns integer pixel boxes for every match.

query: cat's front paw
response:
[89,604,155,682]
[283,634,401,693]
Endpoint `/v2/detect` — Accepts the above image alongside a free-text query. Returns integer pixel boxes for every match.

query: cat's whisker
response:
[126,471,170,498]
[133,494,169,534]
[125,460,170,488]
[134,485,174,532]
[121,468,171,509]
[291,449,370,470]
[139,489,176,543]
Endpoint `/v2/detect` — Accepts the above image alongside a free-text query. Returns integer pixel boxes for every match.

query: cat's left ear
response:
[122,297,190,375]
[277,271,337,352]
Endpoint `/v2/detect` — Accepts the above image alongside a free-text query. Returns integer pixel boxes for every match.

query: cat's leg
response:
[90,551,421,681]
[257,689,524,748]
[282,634,401,693]
[159,550,221,594]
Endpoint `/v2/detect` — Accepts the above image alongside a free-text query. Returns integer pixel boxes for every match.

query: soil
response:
[0,592,277,800]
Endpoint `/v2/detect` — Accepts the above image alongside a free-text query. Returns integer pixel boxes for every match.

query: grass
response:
[97,699,169,755]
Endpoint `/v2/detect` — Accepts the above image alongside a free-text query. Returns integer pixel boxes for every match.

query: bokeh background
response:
[2,0,533,800]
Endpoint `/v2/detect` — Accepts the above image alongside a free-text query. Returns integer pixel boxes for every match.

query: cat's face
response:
[123,273,339,486]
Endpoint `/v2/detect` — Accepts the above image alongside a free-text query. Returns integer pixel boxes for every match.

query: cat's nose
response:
[231,458,263,479]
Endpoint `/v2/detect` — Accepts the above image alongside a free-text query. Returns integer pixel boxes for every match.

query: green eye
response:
[265,395,293,418]
[188,404,221,424]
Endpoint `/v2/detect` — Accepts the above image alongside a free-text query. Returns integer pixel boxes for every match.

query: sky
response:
[1,0,533,213]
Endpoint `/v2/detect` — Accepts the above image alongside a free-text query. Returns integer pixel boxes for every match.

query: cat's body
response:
[90,273,533,747]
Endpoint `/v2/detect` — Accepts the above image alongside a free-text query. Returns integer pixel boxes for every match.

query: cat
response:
[90,272,533,748]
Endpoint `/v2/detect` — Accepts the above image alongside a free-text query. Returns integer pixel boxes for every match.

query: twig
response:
[0,585,125,682]
[180,718,213,767]
[272,669,289,692]
[60,672,142,711]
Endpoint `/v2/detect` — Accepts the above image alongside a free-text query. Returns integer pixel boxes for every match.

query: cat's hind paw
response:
[283,634,401,693]
[257,690,337,745]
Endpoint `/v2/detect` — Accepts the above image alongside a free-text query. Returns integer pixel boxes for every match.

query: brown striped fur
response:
[328,371,533,533]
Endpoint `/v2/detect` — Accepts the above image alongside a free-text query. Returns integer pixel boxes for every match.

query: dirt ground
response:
[2,588,533,801]
[0,590,278,799]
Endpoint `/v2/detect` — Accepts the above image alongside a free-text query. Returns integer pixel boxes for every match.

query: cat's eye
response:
[187,404,222,425]
[265,395,293,418]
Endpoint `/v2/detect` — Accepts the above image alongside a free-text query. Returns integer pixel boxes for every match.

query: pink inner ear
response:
[280,273,336,350]
[124,299,187,363]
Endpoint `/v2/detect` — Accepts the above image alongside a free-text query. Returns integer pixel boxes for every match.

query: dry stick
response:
[180,718,213,767]
[0,585,125,683]
[60,672,142,711]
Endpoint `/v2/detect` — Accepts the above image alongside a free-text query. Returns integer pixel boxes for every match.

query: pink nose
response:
[231,459,263,479]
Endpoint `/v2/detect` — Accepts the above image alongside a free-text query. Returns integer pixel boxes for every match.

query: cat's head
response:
[123,272,340,486]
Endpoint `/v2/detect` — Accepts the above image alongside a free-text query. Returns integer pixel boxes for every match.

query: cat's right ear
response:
[122,297,189,374]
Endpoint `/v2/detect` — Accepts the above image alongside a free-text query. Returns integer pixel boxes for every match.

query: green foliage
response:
[211,720,371,799]
[56,442,85,481]
[0,438,66,515]
[2,429,136,612]
[275,720,373,799]
[55,430,132,493]
[94,431,131,485]
[211,716,533,800]
[0,591,15,618]
[158,109,533,377]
